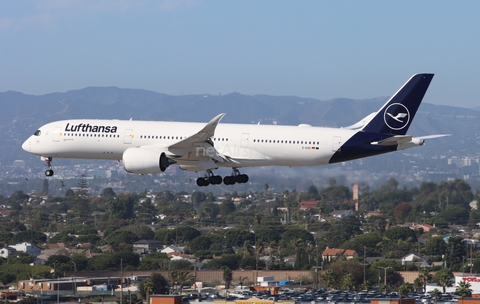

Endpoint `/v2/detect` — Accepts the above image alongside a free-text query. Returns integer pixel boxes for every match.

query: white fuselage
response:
[22,119,358,170]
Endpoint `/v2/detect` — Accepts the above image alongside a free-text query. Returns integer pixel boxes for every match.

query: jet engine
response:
[122,147,172,174]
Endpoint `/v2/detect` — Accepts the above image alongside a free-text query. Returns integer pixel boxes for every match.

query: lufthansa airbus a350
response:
[22,74,448,186]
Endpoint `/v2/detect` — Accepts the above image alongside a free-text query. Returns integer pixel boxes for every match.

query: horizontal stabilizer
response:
[416,134,452,140]
[371,135,412,146]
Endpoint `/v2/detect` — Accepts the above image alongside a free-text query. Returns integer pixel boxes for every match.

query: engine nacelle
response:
[122,147,171,174]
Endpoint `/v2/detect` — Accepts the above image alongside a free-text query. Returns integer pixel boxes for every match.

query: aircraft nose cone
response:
[22,139,30,152]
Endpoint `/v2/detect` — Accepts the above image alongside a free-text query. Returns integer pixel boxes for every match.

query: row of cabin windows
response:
[139,135,229,142]
[64,133,120,138]
[253,139,320,145]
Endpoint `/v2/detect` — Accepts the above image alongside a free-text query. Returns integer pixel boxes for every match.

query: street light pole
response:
[57,276,59,304]
[120,258,123,304]
[72,261,77,296]
[378,266,392,287]
[363,246,366,286]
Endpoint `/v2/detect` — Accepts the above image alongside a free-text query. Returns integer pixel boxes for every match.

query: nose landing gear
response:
[44,157,54,176]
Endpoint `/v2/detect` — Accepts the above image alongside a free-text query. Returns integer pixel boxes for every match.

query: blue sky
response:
[1,1,479,108]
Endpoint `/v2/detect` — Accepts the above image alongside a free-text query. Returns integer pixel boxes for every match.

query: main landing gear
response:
[196,168,249,187]
[44,157,54,177]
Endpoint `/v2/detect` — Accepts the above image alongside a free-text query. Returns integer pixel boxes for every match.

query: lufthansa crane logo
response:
[384,103,410,130]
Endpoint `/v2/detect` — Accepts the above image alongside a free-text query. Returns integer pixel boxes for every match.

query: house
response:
[283,255,296,267]
[37,247,71,263]
[322,248,358,261]
[133,240,163,254]
[10,242,41,257]
[161,246,187,254]
[0,246,16,258]
[409,223,437,233]
[169,254,196,265]
[463,238,480,250]
[364,211,384,219]
[401,253,430,267]
[330,210,352,219]
[299,201,318,210]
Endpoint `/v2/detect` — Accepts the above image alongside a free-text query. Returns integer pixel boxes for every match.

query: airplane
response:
[22,73,449,187]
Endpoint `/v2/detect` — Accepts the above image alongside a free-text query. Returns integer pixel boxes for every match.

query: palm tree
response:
[379,283,388,293]
[342,273,355,291]
[417,267,433,293]
[432,288,442,304]
[173,269,195,294]
[456,281,472,303]
[222,266,233,290]
[143,278,154,303]
[436,270,453,293]
[240,240,254,258]
[321,270,336,290]
[236,276,249,291]
[398,283,414,304]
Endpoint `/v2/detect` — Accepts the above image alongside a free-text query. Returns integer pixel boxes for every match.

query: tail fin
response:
[361,73,434,135]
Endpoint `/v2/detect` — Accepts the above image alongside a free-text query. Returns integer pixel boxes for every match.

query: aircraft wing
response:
[167,113,227,166]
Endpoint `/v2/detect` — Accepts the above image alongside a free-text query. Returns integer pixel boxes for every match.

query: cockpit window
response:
[34,130,41,136]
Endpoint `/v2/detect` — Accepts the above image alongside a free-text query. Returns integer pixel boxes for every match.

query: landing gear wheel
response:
[196,177,210,187]
[236,174,248,183]
[209,175,222,185]
[45,169,54,177]
[223,176,236,185]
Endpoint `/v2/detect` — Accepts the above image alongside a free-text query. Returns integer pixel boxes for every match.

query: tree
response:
[222,266,233,290]
[65,188,75,197]
[236,276,249,291]
[169,260,193,271]
[432,288,442,304]
[393,202,412,224]
[139,273,168,299]
[321,270,335,290]
[102,187,116,198]
[342,273,355,291]
[383,226,417,242]
[189,236,212,254]
[142,278,154,302]
[456,281,472,301]
[434,268,453,293]
[168,269,194,293]
[425,236,447,256]
[417,267,433,293]
[446,236,466,270]
[45,255,71,275]
[138,252,169,270]
[220,200,236,217]
[191,191,206,204]
[42,179,49,195]
[398,283,414,302]
[9,230,47,244]
[325,259,363,290]
[109,194,135,220]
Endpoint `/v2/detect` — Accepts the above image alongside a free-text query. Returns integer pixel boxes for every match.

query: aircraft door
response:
[53,127,61,142]
[241,133,249,148]
[124,129,133,144]
[332,136,342,152]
